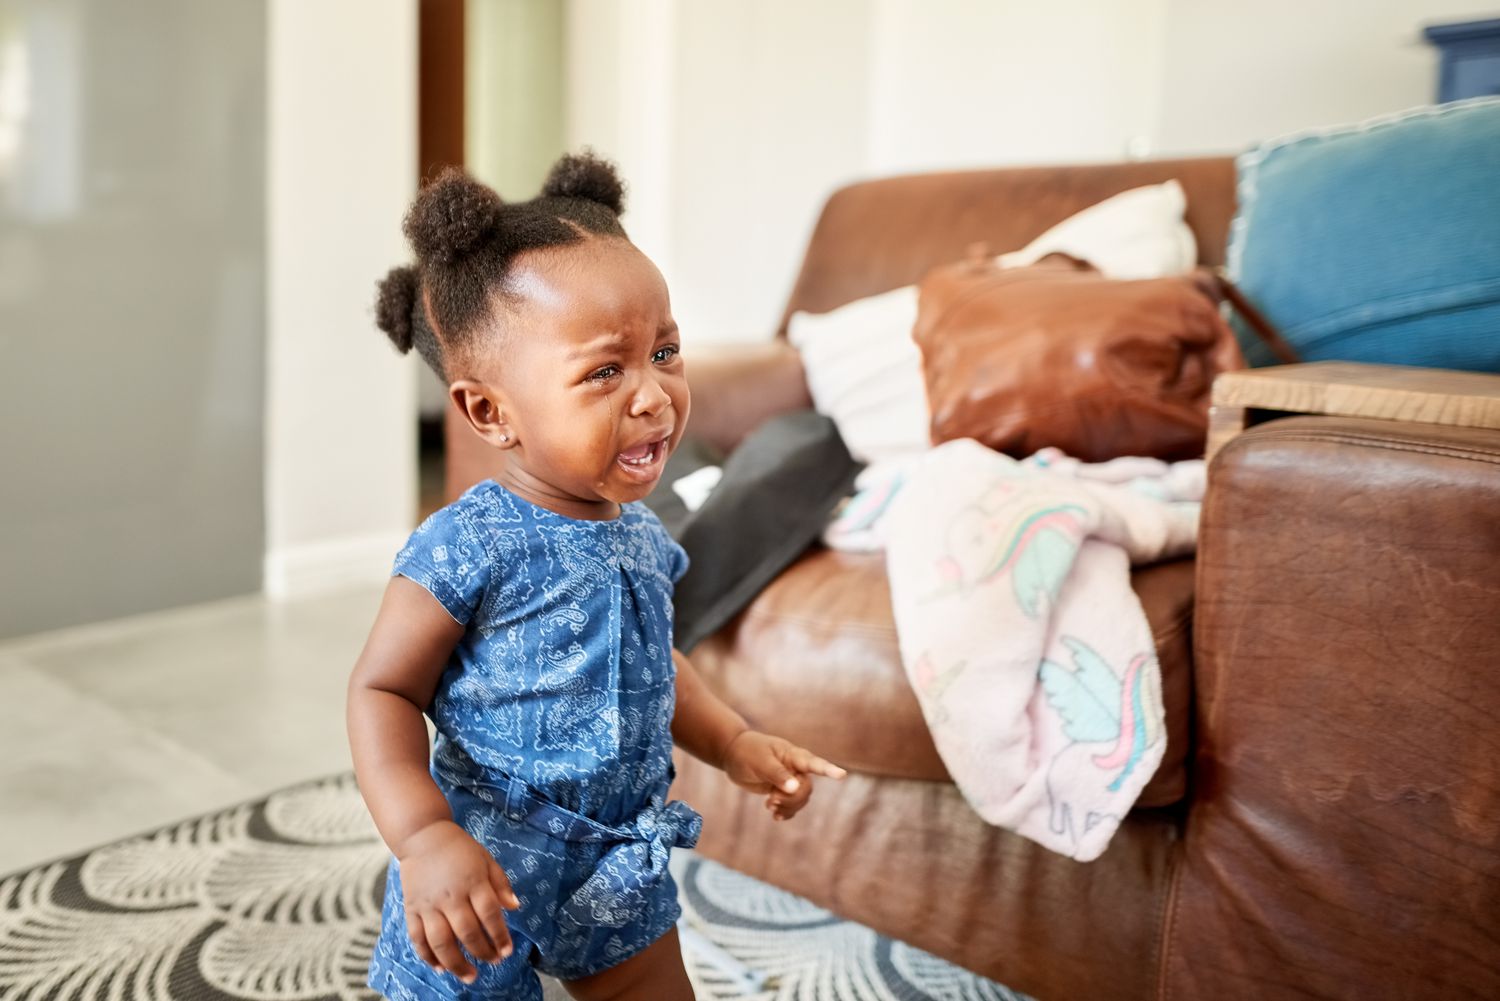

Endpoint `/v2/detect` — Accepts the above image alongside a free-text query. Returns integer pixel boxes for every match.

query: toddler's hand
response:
[722,730,847,821]
[396,820,520,984]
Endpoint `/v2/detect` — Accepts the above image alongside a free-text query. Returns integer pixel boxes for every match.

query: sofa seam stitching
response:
[1152,606,1194,647]
[737,609,897,636]
[1157,837,1186,1001]
[742,601,1197,644]
[1225,430,1500,466]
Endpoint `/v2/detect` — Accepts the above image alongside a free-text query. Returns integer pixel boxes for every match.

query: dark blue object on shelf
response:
[1425,18,1500,103]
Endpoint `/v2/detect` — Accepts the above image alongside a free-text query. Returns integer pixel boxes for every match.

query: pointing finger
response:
[787,746,847,780]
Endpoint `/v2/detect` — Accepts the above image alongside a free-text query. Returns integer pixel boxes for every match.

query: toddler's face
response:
[472,238,688,516]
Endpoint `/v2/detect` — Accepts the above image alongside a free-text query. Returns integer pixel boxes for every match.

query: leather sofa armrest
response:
[1162,415,1500,999]
[685,339,813,455]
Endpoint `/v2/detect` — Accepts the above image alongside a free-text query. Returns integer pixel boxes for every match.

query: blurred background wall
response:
[0,0,1485,637]
[263,0,416,602]
[0,0,415,637]
[563,0,1494,350]
[0,0,268,636]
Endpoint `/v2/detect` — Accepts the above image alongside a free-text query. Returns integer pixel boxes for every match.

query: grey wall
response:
[0,0,266,638]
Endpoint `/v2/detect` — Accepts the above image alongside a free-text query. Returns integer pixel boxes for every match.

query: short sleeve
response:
[662,529,689,584]
[634,504,688,584]
[392,501,492,625]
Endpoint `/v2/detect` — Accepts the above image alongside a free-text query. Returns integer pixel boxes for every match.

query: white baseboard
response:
[263,531,408,601]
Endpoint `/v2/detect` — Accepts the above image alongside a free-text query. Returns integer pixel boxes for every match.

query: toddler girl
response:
[348,153,845,1001]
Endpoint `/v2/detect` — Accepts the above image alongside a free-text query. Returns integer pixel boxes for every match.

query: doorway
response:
[415,0,566,519]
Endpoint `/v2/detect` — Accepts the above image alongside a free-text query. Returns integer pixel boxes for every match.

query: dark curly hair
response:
[374,150,629,379]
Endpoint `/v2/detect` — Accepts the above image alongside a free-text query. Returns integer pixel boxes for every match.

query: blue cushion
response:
[1228,96,1500,370]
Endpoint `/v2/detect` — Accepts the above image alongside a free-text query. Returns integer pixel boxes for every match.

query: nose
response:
[629,371,672,419]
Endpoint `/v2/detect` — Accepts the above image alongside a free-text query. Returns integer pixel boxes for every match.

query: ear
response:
[449,379,516,449]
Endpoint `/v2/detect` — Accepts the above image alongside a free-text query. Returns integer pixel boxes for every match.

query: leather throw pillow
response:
[913,255,1246,462]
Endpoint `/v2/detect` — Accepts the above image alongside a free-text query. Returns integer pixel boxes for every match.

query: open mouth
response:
[615,436,669,481]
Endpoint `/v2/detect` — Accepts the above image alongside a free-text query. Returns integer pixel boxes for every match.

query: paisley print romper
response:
[368,482,701,1000]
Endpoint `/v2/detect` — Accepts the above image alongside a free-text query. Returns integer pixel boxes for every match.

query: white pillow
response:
[788,180,1197,464]
[788,285,929,462]
[998,178,1196,278]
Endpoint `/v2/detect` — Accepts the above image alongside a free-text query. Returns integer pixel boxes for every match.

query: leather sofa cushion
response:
[691,548,1194,808]
[672,753,1179,1001]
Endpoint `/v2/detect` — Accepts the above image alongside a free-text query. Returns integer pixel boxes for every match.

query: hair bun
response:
[375,265,419,353]
[541,150,626,216]
[404,168,503,266]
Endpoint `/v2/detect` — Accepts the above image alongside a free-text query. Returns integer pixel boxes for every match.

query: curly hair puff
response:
[374,264,446,379]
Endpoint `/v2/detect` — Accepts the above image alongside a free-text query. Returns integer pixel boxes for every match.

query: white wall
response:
[566,0,686,297]
[264,0,418,598]
[1154,0,1495,155]
[566,0,870,343]
[668,0,872,341]
[565,0,1473,348]
[865,0,1167,173]
[466,0,565,198]
[566,0,1170,344]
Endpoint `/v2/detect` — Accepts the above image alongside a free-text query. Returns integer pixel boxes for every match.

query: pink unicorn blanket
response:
[844,439,1202,860]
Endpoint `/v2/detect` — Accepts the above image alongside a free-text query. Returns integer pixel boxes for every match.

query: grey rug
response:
[0,774,1024,1000]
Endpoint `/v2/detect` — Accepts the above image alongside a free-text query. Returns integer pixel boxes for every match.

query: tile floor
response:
[0,581,625,998]
[0,585,385,874]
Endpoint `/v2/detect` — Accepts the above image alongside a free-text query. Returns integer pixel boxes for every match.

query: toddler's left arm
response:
[672,649,846,820]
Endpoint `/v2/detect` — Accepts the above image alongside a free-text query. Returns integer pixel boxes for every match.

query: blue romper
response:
[368,481,702,1001]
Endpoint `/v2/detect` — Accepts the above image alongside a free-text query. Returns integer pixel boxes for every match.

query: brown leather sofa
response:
[447,158,1500,1000]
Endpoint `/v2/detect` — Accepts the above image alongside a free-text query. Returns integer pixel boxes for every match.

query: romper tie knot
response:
[437,768,703,931]
[558,798,702,929]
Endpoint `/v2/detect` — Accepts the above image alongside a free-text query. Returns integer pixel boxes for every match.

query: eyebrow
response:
[568,334,629,359]
[567,324,678,360]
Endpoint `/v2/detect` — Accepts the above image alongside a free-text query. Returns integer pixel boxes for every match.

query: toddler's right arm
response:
[347,576,518,985]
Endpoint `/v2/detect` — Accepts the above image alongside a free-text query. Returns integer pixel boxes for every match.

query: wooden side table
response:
[1206,361,1500,462]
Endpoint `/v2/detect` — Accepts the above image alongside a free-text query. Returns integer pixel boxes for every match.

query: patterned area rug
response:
[0,774,1025,1000]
